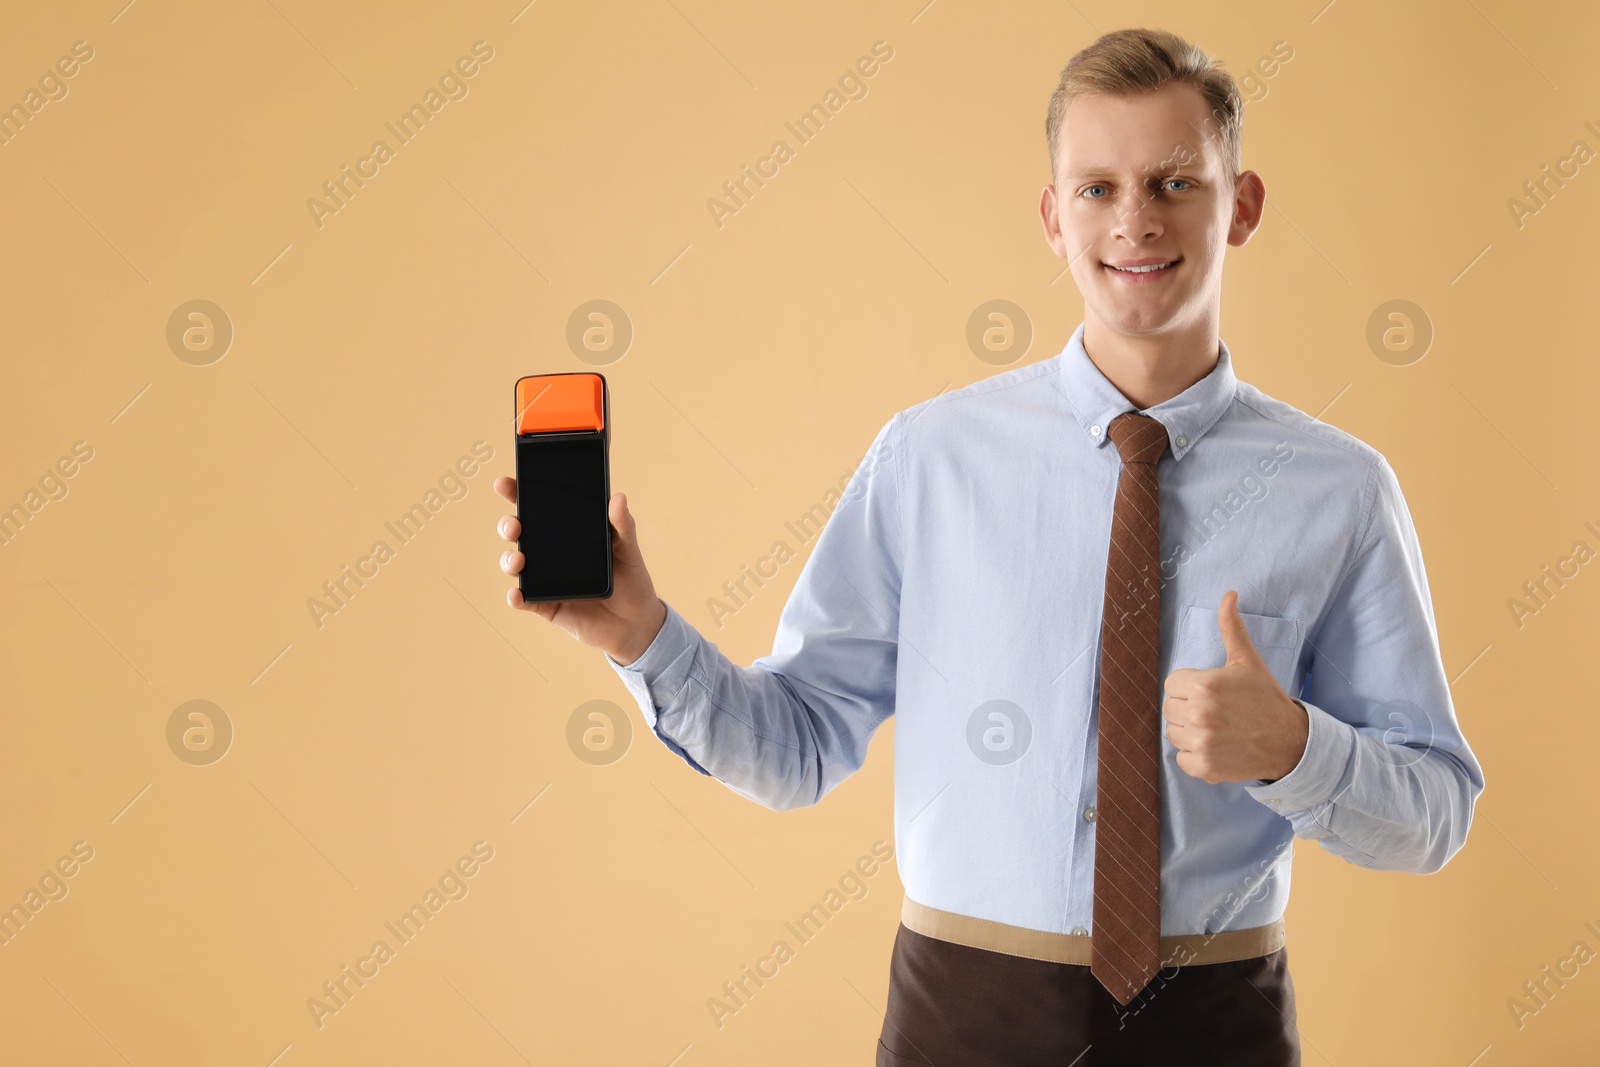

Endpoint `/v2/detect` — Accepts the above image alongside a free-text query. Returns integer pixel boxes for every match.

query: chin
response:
[1096,301,1182,337]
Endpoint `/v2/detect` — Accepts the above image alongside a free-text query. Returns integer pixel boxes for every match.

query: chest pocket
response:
[1170,603,1303,696]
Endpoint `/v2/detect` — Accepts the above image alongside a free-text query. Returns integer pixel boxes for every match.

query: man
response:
[495,26,1484,1066]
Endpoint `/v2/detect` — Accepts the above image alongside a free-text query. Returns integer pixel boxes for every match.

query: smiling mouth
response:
[1105,259,1180,274]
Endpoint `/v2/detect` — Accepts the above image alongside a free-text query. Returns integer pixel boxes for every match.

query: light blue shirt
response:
[606,322,1486,938]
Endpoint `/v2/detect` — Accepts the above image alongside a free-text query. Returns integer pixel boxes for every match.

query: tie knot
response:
[1107,412,1169,465]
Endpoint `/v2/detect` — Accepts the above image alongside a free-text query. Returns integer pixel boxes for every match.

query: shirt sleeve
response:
[604,413,905,812]
[1242,454,1486,874]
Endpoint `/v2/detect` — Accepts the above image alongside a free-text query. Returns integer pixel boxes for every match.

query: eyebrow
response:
[1063,164,1195,179]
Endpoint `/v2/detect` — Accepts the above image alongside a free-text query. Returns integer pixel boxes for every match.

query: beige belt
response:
[902,896,1285,967]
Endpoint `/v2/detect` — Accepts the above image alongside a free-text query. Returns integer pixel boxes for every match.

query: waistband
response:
[901,896,1285,967]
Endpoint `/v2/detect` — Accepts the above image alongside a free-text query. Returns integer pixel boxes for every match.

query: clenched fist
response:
[1162,590,1308,785]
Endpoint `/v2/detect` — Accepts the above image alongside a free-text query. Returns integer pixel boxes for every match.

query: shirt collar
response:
[1053,321,1238,462]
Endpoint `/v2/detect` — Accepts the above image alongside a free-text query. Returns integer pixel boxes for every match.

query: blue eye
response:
[1081,178,1191,199]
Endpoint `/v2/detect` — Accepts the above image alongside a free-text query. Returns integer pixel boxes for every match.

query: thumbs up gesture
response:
[1162,590,1309,785]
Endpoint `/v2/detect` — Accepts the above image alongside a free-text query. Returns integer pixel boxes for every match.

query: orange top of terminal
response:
[516,374,605,434]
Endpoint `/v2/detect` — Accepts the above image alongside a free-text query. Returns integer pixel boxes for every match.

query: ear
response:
[1227,170,1267,248]
[1039,182,1069,259]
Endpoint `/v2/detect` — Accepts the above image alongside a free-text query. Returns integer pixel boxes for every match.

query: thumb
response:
[609,492,645,567]
[1218,590,1265,668]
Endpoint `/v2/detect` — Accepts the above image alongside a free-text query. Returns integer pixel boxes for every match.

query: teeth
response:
[1110,262,1173,273]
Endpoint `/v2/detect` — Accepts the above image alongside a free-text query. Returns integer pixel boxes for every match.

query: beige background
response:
[1,0,1595,1063]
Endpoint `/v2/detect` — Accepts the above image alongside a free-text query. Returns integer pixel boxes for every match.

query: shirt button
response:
[1071,925,1089,937]
[1176,435,1188,448]
[1083,805,1097,822]
[1090,424,1102,437]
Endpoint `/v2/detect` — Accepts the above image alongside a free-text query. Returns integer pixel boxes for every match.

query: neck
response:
[1082,313,1221,410]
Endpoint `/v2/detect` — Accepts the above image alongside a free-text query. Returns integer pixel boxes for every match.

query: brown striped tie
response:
[1091,411,1169,1006]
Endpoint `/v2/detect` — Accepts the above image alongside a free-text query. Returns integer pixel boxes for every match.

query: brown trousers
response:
[876,923,1301,1066]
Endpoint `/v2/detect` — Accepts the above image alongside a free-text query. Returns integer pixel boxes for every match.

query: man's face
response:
[1040,83,1263,339]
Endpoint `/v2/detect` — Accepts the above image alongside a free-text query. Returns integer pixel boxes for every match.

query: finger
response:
[1163,667,1200,698]
[1163,716,1185,747]
[494,475,517,505]
[500,549,525,576]
[506,586,541,612]
[498,514,521,542]
[1217,589,1265,669]
[1163,701,1195,743]
[505,585,552,614]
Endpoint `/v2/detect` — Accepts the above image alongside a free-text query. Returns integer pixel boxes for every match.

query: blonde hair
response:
[1045,27,1243,187]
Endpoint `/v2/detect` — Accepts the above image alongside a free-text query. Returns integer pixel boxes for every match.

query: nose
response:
[1108,187,1164,243]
